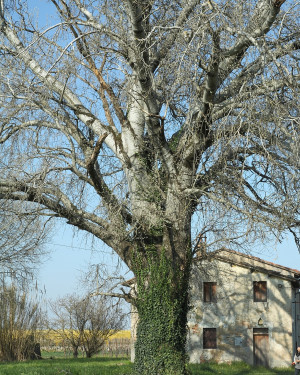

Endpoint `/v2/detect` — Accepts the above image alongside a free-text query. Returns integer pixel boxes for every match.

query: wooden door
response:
[253,329,269,367]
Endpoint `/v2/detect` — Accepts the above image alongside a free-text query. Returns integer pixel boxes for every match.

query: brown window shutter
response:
[204,282,217,302]
[211,283,217,302]
[253,281,267,302]
[204,283,210,302]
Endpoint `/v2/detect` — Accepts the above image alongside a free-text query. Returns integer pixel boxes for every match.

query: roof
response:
[196,249,300,282]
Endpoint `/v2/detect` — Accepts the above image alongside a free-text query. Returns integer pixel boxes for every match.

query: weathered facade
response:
[188,249,300,367]
[131,250,300,367]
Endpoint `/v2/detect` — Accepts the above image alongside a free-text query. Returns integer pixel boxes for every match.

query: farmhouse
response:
[130,249,300,368]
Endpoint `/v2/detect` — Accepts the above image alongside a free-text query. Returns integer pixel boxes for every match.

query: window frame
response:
[203,282,217,302]
[253,281,267,302]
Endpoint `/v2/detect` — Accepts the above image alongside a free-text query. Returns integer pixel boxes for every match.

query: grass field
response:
[0,357,132,375]
[0,358,295,375]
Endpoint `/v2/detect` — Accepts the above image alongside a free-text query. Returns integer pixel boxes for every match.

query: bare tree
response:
[0,0,299,373]
[50,295,84,358]
[50,293,125,358]
[81,296,125,358]
[0,200,49,282]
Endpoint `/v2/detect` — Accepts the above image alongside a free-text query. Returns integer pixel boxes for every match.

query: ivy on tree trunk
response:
[133,251,191,375]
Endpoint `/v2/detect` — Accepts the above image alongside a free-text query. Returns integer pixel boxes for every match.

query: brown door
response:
[253,329,269,367]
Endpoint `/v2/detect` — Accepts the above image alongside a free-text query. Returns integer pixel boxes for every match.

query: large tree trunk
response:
[133,250,191,375]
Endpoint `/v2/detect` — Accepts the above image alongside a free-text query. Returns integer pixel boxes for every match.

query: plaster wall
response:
[188,256,294,367]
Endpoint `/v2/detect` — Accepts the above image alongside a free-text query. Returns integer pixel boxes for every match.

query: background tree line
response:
[0,284,126,361]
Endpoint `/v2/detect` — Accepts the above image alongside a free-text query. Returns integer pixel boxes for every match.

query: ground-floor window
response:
[203,328,217,349]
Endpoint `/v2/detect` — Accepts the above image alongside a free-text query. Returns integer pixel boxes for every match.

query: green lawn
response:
[0,358,294,375]
[189,362,294,374]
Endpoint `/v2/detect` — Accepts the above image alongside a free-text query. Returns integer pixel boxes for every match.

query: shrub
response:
[0,284,41,361]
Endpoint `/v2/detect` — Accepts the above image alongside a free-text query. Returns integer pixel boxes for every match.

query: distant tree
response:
[0,283,41,361]
[0,0,299,373]
[50,293,125,358]
[50,295,85,358]
[81,296,125,358]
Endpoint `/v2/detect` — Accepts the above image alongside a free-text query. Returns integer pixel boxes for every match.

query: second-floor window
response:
[203,282,217,302]
[253,281,267,302]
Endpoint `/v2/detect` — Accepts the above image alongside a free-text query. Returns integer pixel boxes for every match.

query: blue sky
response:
[38,223,131,301]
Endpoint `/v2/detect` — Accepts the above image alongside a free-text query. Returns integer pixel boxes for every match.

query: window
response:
[203,328,217,349]
[253,281,267,302]
[203,282,217,302]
